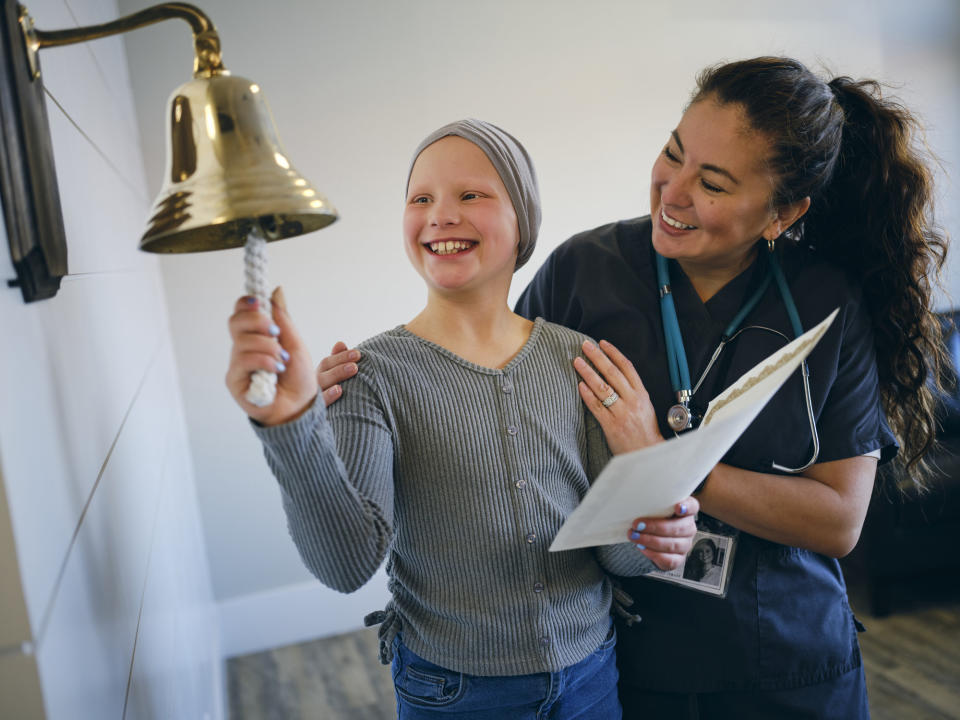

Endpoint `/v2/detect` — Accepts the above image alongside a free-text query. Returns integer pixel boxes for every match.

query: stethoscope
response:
[656,247,820,474]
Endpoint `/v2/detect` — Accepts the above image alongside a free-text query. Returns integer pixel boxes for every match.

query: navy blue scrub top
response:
[516,216,896,693]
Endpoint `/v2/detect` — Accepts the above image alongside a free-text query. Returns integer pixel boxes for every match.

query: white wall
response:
[877,2,960,307]
[0,0,220,717]
[117,0,960,658]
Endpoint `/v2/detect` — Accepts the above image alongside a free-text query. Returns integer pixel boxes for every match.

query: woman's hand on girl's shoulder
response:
[574,339,663,454]
[316,341,361,406]
[225,287,318,426]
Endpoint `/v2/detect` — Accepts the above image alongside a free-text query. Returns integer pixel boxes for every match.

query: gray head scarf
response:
[406,118,541,271]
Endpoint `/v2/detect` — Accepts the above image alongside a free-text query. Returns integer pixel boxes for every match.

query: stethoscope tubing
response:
[657,248,820,473]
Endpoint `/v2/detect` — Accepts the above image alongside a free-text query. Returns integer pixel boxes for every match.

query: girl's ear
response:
[763,197,811,241]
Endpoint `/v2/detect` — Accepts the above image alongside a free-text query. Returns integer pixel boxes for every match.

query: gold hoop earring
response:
[767,237,776,253]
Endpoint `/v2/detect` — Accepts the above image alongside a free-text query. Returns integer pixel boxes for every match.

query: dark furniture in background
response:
[844,310,960,616]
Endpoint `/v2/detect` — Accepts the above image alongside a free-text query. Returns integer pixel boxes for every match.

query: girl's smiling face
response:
[404,136,520,297]
[650,98,786,286]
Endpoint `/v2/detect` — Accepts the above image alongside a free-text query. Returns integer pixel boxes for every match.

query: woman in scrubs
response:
[513,57,947,718]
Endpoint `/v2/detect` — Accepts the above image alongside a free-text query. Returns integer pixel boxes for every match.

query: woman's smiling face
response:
[649,98,785,286]
[692,542,714,565]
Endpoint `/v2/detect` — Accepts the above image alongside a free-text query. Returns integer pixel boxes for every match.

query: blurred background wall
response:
[0,0,220,717]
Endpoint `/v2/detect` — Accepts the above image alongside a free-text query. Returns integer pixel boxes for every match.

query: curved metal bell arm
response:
[19,1,225,78]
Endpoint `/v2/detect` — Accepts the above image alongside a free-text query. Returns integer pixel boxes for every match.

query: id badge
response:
[643,516,738,598]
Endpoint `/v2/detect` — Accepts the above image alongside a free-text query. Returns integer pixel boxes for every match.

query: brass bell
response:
[6,1,337,302]
[140,73,337,253]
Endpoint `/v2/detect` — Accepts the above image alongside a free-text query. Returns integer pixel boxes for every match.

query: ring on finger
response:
[601,391,620,408]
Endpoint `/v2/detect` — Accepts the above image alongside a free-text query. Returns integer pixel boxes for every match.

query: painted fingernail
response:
[280,348,290,362]
[268,323,280,337]
[346,363,358,373]
[245,296,257,305]
[275,361,286,373]
[634,522,646,532]
[678,504,688,516]
[634,543,646,550]
[630,531,643,541]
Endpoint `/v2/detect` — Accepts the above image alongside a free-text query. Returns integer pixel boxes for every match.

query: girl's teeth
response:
[661,208,696,230]
[429,240,473,255]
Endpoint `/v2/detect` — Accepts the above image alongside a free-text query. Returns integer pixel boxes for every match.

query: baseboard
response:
[218,570,391,659]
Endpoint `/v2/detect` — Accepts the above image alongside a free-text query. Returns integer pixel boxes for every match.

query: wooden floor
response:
[845,569,960,720]
[228,626,395,720]
[227,572,960,720]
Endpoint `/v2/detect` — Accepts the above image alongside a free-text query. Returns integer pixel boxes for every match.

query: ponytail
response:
[813,78,947,489]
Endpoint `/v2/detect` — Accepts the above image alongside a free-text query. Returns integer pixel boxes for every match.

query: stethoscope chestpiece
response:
[667,403,692,432]
[655,248,818,470]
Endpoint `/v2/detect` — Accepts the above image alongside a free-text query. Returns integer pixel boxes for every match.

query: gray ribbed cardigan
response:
[253,317,653,676]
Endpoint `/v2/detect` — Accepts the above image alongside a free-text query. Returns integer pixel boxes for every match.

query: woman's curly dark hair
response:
[693,57,949,491]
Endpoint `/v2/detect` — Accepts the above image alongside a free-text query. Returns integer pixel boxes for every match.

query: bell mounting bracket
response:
[0,0,66,302]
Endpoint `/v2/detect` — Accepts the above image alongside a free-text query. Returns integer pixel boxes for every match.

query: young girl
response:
[225,119,698,719]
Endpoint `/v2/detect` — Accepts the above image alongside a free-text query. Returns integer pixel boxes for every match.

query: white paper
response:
[549,308,838,552]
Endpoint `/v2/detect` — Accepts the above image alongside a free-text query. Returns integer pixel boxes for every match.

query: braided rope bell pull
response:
[243,227,278,407]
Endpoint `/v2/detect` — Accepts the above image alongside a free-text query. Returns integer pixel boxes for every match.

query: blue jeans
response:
[390,626,621,719]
